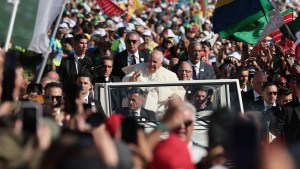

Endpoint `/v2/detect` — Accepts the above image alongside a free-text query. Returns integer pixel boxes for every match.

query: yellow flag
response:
[127,0,135,15]
[134,0,144,15]
[127,0,144,16]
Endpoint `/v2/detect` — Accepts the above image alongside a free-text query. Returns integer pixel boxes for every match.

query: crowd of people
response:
[2,0,300,169]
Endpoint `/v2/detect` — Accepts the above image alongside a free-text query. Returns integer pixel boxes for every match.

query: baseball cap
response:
[143,29,152,36]
[148,134,195,169]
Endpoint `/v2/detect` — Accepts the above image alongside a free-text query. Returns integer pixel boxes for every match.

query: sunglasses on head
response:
[267,92,277,96]
[126,39,138,44]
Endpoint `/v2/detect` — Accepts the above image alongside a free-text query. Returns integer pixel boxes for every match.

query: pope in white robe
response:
[122,50,186,115]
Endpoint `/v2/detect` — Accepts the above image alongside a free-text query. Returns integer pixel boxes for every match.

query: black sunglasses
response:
[126,39,138,44]
[51,95,62,100]
[184,120,193,127]
[267,92,277,96]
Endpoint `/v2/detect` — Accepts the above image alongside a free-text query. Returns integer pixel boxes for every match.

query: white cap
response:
[98,16,106,23]
[166,29,175,38]
[176,9,183,15]
[228,51,241,60]
[59,23,69,29]
[65,34,73,38]
[143,29,152,36]
[127,23,135,31]
[161,3,167,8]
[93,28,107,37]
[116,22,125,28]
[134,18,146,26]
[112,15,122,23]
[63,19,76,28]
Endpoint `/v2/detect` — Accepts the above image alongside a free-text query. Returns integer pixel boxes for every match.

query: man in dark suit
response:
[93,56,126,111]
[115,87,157,121]
[57,34,93,86]
[76,71,106,118]
[270,79,300,145]
[235,66,253,92]
[242,71,267,111]
[172,41,215,80]
[112,31,150,79]
[93,56,121,83]
[268,87,293,125]
[250,82,278,142]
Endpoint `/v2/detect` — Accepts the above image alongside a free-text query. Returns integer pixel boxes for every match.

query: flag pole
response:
[36,0,67,83]
[4,0,20,52]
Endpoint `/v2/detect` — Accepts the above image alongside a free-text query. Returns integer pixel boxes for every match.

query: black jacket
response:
[112,49,150,79]
[116,107,157,121]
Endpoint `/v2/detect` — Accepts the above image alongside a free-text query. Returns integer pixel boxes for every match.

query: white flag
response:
[0,0,64,54]
[256,11,285,45]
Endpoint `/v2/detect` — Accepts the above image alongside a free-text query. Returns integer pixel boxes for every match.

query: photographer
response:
[220,51,241,79]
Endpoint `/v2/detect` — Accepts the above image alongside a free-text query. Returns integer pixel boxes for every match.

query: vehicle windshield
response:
[95,79,243,147]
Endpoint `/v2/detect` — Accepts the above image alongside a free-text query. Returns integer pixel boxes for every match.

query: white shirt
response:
[264,101,276,111]
[253,89,261,101]
[83,92,89,104]
[187,141,207,164]
[131,108,141,117]
[187,59,201,78]
[240,85,247,92]
[74,53,85,74]
[127,51,140,66]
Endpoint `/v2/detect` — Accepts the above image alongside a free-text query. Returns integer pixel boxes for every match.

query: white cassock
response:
[122,63,186,114]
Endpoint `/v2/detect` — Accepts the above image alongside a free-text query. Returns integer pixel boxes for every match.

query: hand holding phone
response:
[20,101,43,134]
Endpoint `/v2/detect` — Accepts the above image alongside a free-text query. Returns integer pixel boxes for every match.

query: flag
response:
[0,0,64,54]
[212,0,273,44]
[212,0,272,33]
[280,15,300,41]
[256,12,285,44]
[126,0,144,23]
[127,0,144,16]
[133,0,144,15]
[224,15,269,44]
[96,0,126,17]
[126,0,136,23]
[200,0,207,17]
[271,8,293,45]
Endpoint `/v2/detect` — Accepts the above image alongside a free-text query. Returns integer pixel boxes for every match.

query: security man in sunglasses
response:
[44,82,64,125]
[252,81,278,142]
[112,31,150,79]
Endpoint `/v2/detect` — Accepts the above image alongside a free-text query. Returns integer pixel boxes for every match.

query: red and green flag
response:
[212,0,273,44]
